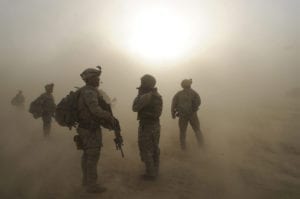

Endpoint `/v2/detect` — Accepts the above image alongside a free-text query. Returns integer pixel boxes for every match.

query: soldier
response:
[132,74,163,180]
[171,79,204,150]
[39,83,56,137]
[76,67,116,193]
[11,90,25,110]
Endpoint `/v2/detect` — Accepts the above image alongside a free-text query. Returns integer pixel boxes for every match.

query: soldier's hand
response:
[108,116,116,128]
[115,135,123,146]
[141,92,152,101]
[138,88,143,95]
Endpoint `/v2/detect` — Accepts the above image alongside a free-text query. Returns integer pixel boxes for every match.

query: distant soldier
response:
[11,90,25,110]
[75,67,120,193]
[30,83,56,136]
[39,83,56,136]
[171,79,204,150]
[132,74,163,180]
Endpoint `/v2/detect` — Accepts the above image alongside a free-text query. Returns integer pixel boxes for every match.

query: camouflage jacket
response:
[132,89,163,123]
[171,88,201,117]
[77,85,111,126]
[39,92,56,113]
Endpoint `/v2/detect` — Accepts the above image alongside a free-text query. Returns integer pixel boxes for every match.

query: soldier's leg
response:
[190,113,204,147]
[42,114,52,137]
[138,125,145,162]
[140,145,156,177]
[77,128,89,186]
[153,148,160,176]
[178,117,189,150]
[144,153,156,178]
[85,148,100,189]
[81,151,88,186]
[153,124,160,177]
[77,128,104,193]
[138,124,156,178]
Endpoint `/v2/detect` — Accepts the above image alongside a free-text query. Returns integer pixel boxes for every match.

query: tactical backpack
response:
[29,96,44,119]
[55,89,81,129]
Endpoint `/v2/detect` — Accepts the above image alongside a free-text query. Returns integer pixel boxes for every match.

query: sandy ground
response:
[0,99,299,199]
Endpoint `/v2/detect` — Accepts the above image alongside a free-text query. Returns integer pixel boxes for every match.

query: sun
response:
[103,4,215,64]
[126,7,194,62]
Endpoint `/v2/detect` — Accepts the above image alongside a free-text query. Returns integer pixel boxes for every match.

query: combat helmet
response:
[80,66,102,81]
[140,74,156,89]
[45,83,54,91]
[181,79,192,88]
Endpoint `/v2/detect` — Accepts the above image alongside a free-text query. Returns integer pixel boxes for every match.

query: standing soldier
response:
[11,90,25,110]
[76,67,117,193]
[41,83,56,136]
[132,74,163,180]
[171,79,204,150]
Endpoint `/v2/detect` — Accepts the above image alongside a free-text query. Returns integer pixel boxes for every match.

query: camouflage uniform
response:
[77,68,113,192]
[132,74,163,179]
[171,79,204,150]
[39,85,56,136]
[11,91,25,110]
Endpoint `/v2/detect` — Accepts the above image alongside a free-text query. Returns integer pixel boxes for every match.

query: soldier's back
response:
[77,85,99,122]
[40,93,56,112]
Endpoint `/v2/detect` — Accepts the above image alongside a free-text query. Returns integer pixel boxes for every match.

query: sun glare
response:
[126,7,194,62]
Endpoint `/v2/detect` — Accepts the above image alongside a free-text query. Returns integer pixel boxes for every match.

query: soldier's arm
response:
[51,96,56,109]
[153,95,163,118]
[193,90,201,108]
[196,91,201,107]
[171,93,178,117]
[82,89,112,119]
[132,93,152,112]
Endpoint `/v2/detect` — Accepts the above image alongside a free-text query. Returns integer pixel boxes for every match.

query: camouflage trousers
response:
[138,122,160,177]
[42,112,52,137]
[77,127,102,188]
[178,112,204,149]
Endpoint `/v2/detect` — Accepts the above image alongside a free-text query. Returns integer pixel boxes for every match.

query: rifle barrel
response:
[120,147,125,158]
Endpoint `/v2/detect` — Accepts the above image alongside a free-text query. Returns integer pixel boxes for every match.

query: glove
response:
[114,136,123,146]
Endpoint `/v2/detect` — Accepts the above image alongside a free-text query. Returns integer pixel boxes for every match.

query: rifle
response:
[98,97,124,158]
[112,118,125,158]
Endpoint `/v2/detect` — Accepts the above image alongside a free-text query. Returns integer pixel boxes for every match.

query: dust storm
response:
[0,0,299,198]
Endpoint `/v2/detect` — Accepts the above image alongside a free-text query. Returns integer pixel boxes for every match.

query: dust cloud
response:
[0,0,300,199]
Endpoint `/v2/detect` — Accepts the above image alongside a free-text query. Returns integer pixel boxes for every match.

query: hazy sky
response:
[0,0,299,109]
